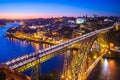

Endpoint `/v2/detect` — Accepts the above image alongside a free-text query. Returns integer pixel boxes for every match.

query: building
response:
[76,18,86,24]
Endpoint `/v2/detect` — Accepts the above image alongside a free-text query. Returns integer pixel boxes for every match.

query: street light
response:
[68,75,72,79]
[61,75,64,78]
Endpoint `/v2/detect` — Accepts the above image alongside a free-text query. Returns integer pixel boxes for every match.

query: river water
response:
[0,24,64,76]
[88,58,120,80]
[1,24,120,80]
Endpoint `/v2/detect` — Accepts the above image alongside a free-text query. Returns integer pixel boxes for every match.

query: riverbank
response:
[5,33,58,45]
[104,51,120,58]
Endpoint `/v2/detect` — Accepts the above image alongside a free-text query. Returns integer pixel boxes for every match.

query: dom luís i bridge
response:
[2,22,120,80]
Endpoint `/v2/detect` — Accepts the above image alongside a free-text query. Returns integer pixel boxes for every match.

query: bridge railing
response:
[3,25,115,69]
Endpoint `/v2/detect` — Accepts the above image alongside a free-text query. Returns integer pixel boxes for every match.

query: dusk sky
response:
[0,0,120,19]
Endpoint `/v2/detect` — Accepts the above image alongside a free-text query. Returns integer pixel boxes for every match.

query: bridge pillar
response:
[31,64,41,80]
[62,48,73,80]
[69,36,97,80]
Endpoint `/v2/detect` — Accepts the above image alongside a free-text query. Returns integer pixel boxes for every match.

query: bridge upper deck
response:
[3,25,115,70]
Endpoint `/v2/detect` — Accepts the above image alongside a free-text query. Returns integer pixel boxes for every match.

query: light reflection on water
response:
[0,24,51,63]
[104,58,108,67]
[101,58,109,79]
[0,24,64,76]
[93,58,120,80]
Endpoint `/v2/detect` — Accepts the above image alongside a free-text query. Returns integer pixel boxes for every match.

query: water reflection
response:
[0,25,51,63]
[42,43,50,49]
[7,37,52,52]
[101,58,109,79]
[93,58,120,80]
[31,42,40,51]
[103,58,108,71]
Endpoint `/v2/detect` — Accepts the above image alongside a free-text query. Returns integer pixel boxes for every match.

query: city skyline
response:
[0,0,120,19]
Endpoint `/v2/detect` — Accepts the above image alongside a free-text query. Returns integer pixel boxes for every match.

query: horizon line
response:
[0,15,119,20]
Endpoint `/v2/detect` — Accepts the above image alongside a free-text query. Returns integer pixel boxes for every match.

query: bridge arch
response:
[61,31,110,80]
[3,24,116,80]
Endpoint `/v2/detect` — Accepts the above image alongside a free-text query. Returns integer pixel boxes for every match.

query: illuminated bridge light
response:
[5,61,11,65]
[68,75,72,79]
[61,75,64,78]
[3,25,116,72]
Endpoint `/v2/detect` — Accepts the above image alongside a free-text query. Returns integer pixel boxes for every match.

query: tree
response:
[10,78,15,80]
[0,72,6,80]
